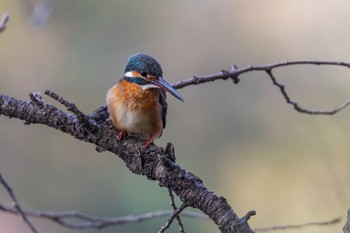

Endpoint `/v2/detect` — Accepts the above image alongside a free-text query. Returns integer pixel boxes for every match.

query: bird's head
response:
[124,53,184,102]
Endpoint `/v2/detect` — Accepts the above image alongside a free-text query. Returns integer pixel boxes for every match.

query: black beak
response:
[149,77,185,102]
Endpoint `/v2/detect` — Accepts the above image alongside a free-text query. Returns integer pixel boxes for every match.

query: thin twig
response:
[173,60,350,89]
[44,90,85,116]
[0,174,39,233]
[172,60,350,115]
[254,217,341,232]
[267,69,350,115]
[44,90,98,132]
[167,188,185,233]
[0,202,207,230]
[159,204,188,233]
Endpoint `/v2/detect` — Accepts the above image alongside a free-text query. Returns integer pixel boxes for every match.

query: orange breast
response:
[106,80,163,139]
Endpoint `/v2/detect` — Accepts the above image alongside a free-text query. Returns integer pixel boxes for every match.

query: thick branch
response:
[0,92,254,233]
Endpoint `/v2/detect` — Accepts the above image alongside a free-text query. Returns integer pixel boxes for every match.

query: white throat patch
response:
[142,84,159,90]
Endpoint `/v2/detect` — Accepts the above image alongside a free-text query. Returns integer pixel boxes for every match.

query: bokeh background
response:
[1,1,350,232]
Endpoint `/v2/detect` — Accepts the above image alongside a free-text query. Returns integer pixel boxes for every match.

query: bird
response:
[106,53,185,147]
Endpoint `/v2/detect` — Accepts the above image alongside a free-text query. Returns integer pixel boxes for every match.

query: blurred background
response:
[1,0,350,232]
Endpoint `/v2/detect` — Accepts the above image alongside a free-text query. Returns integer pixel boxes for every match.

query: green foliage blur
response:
[1,1,350,232]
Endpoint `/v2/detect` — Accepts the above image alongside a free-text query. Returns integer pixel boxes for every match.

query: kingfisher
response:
[106,53,185,147]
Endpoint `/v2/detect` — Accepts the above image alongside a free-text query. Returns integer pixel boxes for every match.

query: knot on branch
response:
[165,142,176,162]
[221,64,240,84]
[231,217,255,233]
[242,210,256,221]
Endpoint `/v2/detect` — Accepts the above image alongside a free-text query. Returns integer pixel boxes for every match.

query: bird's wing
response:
[159,89,167,129]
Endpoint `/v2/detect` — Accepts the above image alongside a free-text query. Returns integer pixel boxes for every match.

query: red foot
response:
[117,130,127,141]
[143,137,154,148]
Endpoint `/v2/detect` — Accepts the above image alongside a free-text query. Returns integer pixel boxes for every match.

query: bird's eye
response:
[140,72,147,77]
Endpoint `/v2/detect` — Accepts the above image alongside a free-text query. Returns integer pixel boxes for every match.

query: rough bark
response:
[0,92,254,233]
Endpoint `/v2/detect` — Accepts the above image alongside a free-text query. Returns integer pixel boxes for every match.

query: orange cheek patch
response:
[131,71,141,77]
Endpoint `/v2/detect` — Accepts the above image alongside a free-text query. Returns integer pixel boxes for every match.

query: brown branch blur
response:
[0,12,10,33]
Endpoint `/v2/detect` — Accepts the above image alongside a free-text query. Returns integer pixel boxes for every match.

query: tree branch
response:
[2,60,350,232]
[254,216,341,232]
[167,188,186,232]
[0,91,254,233]
[0,173,38,233]
[0,201,208,230]
[266,69,350,115]
[159,203,188,233]
[173,60,350,115]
